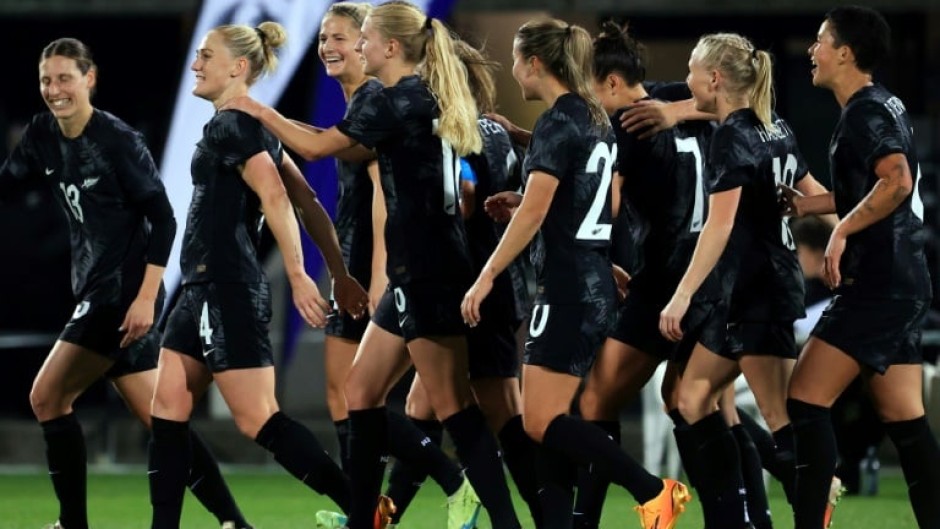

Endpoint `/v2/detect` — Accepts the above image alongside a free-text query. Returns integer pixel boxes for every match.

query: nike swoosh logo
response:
[45,168,54,175]
[203,348,215,357]
[147,470,159,475]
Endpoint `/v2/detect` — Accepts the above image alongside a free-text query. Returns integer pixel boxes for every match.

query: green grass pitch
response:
[0,468,918,528]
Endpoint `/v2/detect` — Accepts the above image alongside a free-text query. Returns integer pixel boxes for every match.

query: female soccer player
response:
[223,4,520,529]
[311,6,482,529]
[659,32,827,528]
[0,37,253,529]
[569,20,718,529]
[461,18,690,529]
[147,21,367,528]
[384,38,540,529]
[783,6,940,528]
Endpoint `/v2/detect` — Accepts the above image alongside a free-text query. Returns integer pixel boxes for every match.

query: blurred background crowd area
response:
[1,0,939,489]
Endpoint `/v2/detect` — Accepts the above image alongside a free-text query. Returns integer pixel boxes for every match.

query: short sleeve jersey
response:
[708,109,806,320]
[337,75,472,287]
[829,84,931,300]
[334,79,383,287]
[180,110,283,284]
[523,93,616,305]
[612,83,716,288]
[0,109,165,304]
[464,116,530,323]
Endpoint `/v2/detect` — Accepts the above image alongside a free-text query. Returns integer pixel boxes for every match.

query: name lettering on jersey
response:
[81,177,100,190]
[753,119,791,143]
[45,167,55,175]
[884,96,906,123]
[478,119,506,137]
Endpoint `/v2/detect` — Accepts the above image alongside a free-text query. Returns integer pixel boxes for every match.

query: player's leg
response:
[113,366,250,528]
[343,320,415,529]
[574,338,660,529]
[721,387,772,529]
[324,336,358,471]
[787,337,859,529]
[31,340,114,529]
[677,343,747,529]
[867,364,940,528]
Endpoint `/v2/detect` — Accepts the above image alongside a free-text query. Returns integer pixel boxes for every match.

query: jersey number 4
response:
[576,142,617,241]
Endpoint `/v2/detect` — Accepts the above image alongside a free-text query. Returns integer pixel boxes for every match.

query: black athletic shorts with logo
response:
[162,282,274,372]
[59,288,164,378]
[725,320,798,360]
[371,283,467,342]
[811,295,928,374]
[523,299,615,378]
[325,295,370,342]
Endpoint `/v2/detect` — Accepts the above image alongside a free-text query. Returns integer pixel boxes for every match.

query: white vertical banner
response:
[159,0,333,297]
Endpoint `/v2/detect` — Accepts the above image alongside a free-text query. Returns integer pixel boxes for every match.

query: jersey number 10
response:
[773,155,798,250]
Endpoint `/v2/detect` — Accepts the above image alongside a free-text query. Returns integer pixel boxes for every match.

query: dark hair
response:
[791,216,832,252]
[41,38,97,96]
[825,5,890,73]
[592,20,646,86]
[515,18,608,129]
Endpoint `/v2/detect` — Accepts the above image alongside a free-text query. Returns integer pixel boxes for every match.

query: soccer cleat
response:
[42,523,64,529]
[823,476,846,528]
[634,478,692,529]
[374,495,397,529]
[446,477,482,529]
[221,523,254,529]
[315,510,348,529]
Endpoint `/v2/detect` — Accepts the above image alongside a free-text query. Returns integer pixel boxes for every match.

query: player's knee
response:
[521,413,548,443]
[344,375,382,410]
[677,386,711,424]
[29,384,66,421]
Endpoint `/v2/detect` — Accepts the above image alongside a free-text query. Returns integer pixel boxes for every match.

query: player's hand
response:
[220,95,264,118]
[620,99,677,139]
[333,273,369,319]
[612,264,631,301]
[461,273,494,327]
[659,291,691,342]
[119,295,155,348]
[823,226,847,289]
[777,183,806,217]
[484,191,523,223]
[290,274,331,327]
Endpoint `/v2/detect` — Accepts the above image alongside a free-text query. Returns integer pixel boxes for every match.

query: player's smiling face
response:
[686,53,716,114]
[319,15,363,81]
[510,41,536,101]
[39,55,94,120]
[191,31,236,102]
[356,17,387,79]
[808,20,840,88]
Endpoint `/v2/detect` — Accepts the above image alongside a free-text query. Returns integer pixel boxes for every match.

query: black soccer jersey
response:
[829,84,931,300]
[524,93,617,305]
[180,110,283,284]
[0,110,166,303]
[337,75,472,287]
[464,116,530,323]
[612,83,717,288]
[334,79,383,288]
[708,109,806,320]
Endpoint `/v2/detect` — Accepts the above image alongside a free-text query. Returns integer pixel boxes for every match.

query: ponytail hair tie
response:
[255,27,267,45]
